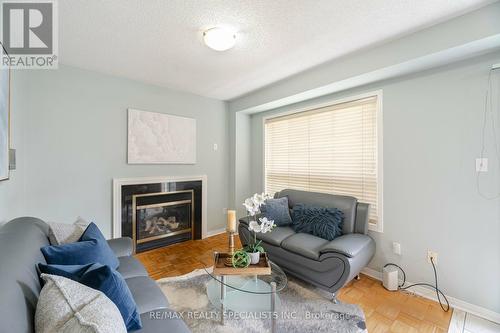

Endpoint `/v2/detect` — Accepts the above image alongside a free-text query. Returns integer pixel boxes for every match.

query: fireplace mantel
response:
[112,175,207,240]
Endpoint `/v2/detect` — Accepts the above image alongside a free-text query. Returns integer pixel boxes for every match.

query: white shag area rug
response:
[157,268,367,333]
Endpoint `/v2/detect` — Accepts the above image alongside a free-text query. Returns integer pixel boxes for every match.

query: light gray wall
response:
[234,113,252,217]
[227,109,236,211]
[3,65,229,237]
[0,71,30,224]
[228,112,258,219]
[248,52,500,313]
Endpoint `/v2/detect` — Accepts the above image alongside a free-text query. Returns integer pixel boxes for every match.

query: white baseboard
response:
[448,309,467,333]
[361,267,500,325]
[204,227,232,238]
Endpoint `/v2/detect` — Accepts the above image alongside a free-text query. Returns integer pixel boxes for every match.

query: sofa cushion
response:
[281,233,329,260]
[126,276,169,314]
[319,234,374,258]
[276,189,358,234]
[261,197,293,226]
[117,256,149,279]
[38,263,142,330]
[79,223,120,269]
[47,217,89,245]
[40,239,117,269]
[35,274,127,333]
[137,310,190,333]
[291,204,344,241]
[256,226,296,246]
[40,223,119,269]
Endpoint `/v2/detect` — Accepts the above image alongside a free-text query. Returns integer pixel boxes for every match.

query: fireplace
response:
[133,190,194,246]
[114,177,205,253]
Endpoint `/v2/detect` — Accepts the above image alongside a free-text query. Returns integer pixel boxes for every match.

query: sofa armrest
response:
[239,217,250,226]
[238,213,264,226]
[107,237,133,257]
[319,234,374,258]
[354,202,370,234]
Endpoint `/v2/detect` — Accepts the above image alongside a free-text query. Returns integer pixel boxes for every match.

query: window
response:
[264,93,382,230]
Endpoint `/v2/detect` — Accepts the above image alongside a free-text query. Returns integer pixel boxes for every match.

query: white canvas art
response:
[127,109,196,164]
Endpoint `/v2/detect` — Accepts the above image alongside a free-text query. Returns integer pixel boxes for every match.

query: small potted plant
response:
[245,217,275,264]
[242,193,275,264]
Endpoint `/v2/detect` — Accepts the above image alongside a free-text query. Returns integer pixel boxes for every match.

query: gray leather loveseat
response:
[0,217,190,332]
[238,189,375,301]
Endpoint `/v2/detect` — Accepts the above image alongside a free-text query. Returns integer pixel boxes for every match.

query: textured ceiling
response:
[59,0,495,100]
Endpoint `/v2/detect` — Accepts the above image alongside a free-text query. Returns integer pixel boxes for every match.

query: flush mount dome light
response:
[203,27,236,51]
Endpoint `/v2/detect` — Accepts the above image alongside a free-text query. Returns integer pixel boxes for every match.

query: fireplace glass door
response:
[132,191,194,247]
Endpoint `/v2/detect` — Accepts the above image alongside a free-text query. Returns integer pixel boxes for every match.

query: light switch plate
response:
[392,242,401,255]
[476,158,488,172]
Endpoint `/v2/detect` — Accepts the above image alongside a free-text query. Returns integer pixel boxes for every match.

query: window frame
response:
[262,90,384,233]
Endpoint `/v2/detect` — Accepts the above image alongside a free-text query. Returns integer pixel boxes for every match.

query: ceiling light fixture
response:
[203,27,236,51]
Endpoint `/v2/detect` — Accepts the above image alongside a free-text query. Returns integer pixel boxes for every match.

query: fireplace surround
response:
[113,176,207,253]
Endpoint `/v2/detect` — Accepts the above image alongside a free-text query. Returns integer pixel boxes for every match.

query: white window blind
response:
[265,96,380,225]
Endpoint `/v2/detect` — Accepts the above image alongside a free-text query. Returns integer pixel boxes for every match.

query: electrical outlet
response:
[213,143,218,151]
[392,242,401,255]
[427,250,438,265]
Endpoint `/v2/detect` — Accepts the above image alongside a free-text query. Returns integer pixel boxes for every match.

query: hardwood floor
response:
[135,232,236,279]
[337,275,451,332]
[135,233,452,332]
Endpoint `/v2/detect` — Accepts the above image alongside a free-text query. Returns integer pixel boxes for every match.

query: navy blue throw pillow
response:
[38,263,142,331]
[291,203,344,241]
[40,223,119,269]
[261,197,292,226]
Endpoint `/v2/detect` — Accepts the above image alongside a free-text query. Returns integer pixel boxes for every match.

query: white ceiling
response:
[59,0,495,101]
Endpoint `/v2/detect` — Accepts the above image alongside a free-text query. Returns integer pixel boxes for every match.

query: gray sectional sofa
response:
[0,217,190,332]
[238,189,375,300]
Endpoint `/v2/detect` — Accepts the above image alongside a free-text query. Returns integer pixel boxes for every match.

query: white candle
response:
[227,210,237,232]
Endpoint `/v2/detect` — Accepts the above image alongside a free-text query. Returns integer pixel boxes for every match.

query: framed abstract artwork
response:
[127,108,196,164]
[0,45,10,181]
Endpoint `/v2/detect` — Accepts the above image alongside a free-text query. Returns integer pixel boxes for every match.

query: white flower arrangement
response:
[242,193,275,256]
[243,192,272,216]
[248,217,275,234]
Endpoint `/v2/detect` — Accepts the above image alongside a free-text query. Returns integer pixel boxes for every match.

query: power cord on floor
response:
[383,258,450,312]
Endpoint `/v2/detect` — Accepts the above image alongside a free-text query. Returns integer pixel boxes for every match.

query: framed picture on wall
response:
[0,44,10,181]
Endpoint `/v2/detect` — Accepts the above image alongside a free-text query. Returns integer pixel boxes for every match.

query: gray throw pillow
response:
[48,217,90,245]
[262,197,292,226]
[35,274,127,333]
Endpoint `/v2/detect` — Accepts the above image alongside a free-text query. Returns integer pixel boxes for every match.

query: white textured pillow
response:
[35,274,127,333]
[48,217,90,245]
